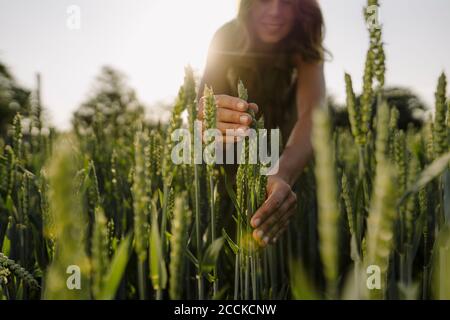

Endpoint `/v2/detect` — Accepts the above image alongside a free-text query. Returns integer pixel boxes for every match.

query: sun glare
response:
[128,0,237,116]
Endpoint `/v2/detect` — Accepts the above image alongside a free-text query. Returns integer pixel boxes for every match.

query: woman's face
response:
[250,0,296,45]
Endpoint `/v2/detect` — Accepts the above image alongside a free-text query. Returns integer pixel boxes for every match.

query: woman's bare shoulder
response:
[210,19,241,52]
[292,54,324,72]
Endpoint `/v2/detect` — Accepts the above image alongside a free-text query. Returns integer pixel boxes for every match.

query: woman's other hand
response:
[250,175,297,247]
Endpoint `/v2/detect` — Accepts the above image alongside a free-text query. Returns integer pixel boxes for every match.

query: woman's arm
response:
[275,58,326,185]
[250,58,326,246]
[197,28,258,142]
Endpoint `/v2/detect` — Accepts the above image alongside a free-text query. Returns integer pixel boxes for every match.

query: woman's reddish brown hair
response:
[237,0,325,63]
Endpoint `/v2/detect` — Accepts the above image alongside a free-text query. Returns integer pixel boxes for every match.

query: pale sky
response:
[0,0,449,129]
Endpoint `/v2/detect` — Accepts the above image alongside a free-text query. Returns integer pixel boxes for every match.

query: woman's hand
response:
[250,175,297,247]
[197,94,259,143]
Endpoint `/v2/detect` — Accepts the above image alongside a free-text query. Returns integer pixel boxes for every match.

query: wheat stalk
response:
[312,107,339,298]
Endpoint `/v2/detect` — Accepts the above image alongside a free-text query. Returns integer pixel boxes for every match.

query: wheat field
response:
[0,0,449,300]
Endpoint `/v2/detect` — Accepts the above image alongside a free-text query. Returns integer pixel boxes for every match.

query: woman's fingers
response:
[248,103,259,113]
[217,108,252,126]
[215,96,258,114]
[198,95,259,120]
[255,200,290,237]
[265,201,296,240]
[255,208,293,247]
[197,94,259,144]
[250,182,291,228]
[215,95,249,111]
[271,220,290,245]
[253,195,296,246]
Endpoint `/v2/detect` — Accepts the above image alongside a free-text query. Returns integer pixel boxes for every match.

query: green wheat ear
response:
[236,79,248,200]
[132,129,150,263]
[446,100,450,130]
[365,161,397,300]
[4,145,15,197]
[345,73,362,145]
[44,137,90,299]
[360,48,374,142]
[184,66,196,111]
[12,113,23,161]
[238,79,248,102]
[374,101,390,167]
[388,107,400,159]
[238,79,257,125]
[169,194,191,300]
[404,153,420,244]
[203,85,217,151]
[341,173,354,237]
[389,107,399,131]
[0,252,39,290]
[150,129,163,180]
[394,130,407,194]
[433,72,447,157]
[162,86,186,185]
[423,120,435,164]
[312,107,339,298]
[365,0,385,89]
[373,29,386,89]
[184,66,197,164]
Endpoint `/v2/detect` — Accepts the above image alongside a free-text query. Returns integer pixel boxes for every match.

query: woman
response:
[198,0,326,247]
